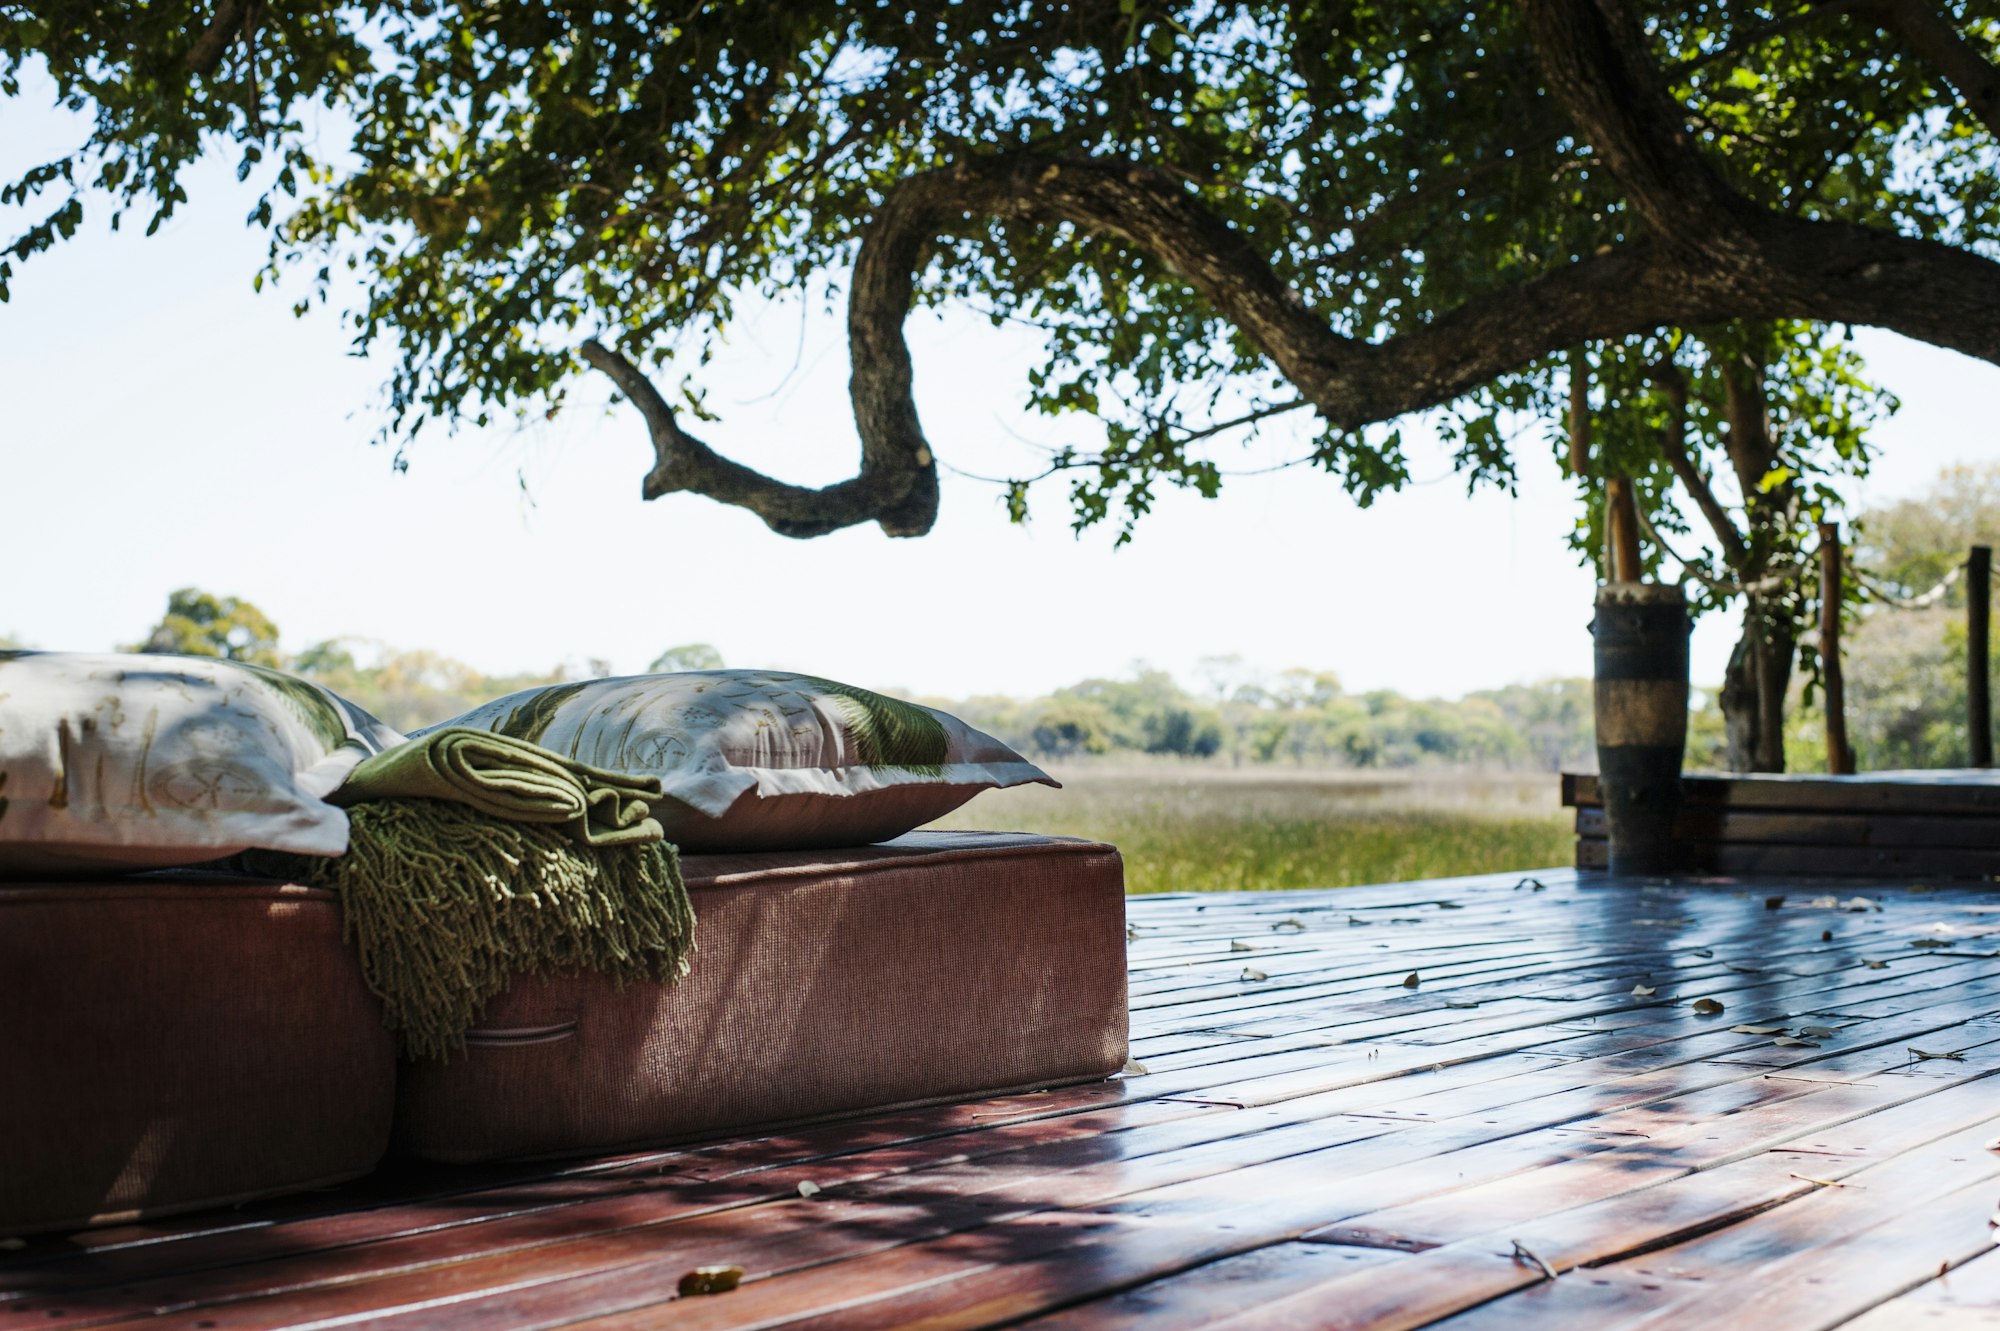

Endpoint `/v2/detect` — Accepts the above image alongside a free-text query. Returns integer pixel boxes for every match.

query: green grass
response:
[928,765,1574,894]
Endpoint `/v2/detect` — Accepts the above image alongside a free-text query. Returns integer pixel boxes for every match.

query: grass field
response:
[927,764,1573,894]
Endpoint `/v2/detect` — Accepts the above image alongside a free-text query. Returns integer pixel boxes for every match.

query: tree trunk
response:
[1715,342,1800,773]
[1720,593,1795,772]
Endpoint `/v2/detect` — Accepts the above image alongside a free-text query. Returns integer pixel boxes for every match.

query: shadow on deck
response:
[7,868,2000,1329]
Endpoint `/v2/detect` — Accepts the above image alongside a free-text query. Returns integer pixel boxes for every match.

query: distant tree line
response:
[18,456,2000,775]
[929,666,1597,773]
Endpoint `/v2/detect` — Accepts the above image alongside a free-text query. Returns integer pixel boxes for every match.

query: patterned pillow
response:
[428,670,1055,851]
[0,652,403,875]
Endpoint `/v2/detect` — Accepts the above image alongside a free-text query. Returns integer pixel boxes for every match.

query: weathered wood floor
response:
[10,868,2000,1329]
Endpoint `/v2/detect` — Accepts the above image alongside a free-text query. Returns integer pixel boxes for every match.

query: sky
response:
[5,94,2000,701]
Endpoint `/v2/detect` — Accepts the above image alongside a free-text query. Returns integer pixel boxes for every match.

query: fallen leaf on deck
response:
[1692,998,1726,1015]
[1445,999,1480,1009]
[1911,939,1955,949]
[1731,1023,1788,1035]
[1909,1047,1966,1061]
[797,1180,822,1199]
[1822,930,1834,942]
[1727,963,1762,974]
[1765,896,1787,911]
[1402,972,1422,989]
[1271,919,1306,933]
[1509,1239,1560,1280]
[678,1266,746,1297]
[1126,924,1140,941]
[1240,968,1269,983]
[1516,877,1548,892]
[1798,1025,1837,1038]
[1121,1058,1151,1076]
[1774,1036,1821,1047]
[1862,960,1890,969]
[1347,915,1372,927]
[1693,948,1715,958]
[1435,901,1466,910]
[1632,984,1658,997]
[1229,940,1256,952]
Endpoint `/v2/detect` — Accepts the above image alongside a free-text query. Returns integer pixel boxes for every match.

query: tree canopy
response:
[130,587,283,666]
[6,1,1998,542]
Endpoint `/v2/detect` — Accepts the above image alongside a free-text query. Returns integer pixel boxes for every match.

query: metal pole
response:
[1971,544,1992,768]
[1819,523,1853,774]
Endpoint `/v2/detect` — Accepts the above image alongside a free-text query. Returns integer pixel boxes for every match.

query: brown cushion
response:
[393,831,1129,1163]
[0,877,397,1235]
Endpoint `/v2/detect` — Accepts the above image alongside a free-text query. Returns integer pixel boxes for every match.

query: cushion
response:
[0,874,397,1234]
[393,831,1129,1162]
[0,651,402,874]
[426,670,1054,851]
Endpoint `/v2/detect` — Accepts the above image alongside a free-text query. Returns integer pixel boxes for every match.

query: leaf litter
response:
[679,1266,745,1297]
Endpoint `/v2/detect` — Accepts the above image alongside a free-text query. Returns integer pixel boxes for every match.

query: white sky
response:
[5,93,2000,700]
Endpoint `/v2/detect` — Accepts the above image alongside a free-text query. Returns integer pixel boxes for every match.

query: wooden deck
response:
[11,868,2000,1329]
[1566,768,2000,876]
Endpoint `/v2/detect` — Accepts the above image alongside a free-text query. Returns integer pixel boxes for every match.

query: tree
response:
[1840,463,2000,768]
[291,639,567,731]
[8,2,1998,544]
[1563,321,1892,770]
[130,587,283,666]
[646,643,725,674]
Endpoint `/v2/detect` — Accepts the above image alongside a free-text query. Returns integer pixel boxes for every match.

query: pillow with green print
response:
[0,651,404,875]
[424,670,1055,851]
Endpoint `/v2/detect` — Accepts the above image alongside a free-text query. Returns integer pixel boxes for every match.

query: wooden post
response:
[1972,544,1993,768]
[1568,351,1592,477]
[1818,522,1854,775]
[1605,476,1643,583]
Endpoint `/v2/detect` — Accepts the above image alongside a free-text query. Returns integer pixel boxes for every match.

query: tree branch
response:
[1652,362,1749,568]
[1858,0,2000,138]
[184,0,250,76]
[585,101,2000,538]
[578,339,935,539]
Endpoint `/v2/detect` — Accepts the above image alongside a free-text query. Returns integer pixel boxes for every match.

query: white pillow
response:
[428,670,1054,851]
[0,652,403,875]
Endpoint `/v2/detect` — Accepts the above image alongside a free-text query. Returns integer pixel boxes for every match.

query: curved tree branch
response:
[585,15,2000,542]
[578,339,935,539]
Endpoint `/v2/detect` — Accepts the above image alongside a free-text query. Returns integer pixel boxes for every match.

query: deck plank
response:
[9,868,2000,1329]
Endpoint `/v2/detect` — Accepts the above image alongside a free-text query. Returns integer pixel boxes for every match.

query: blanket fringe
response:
[251,798,694,1061]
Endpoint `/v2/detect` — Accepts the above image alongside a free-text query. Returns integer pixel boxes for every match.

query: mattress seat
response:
[0,877,397,1234]
[394,831,1130,1163]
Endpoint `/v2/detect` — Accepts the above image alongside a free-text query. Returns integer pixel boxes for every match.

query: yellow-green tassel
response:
[250,798,694,1061]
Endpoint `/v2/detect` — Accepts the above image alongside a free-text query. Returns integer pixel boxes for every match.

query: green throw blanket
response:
[332,726,667,847]
[251,729,695,1061]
